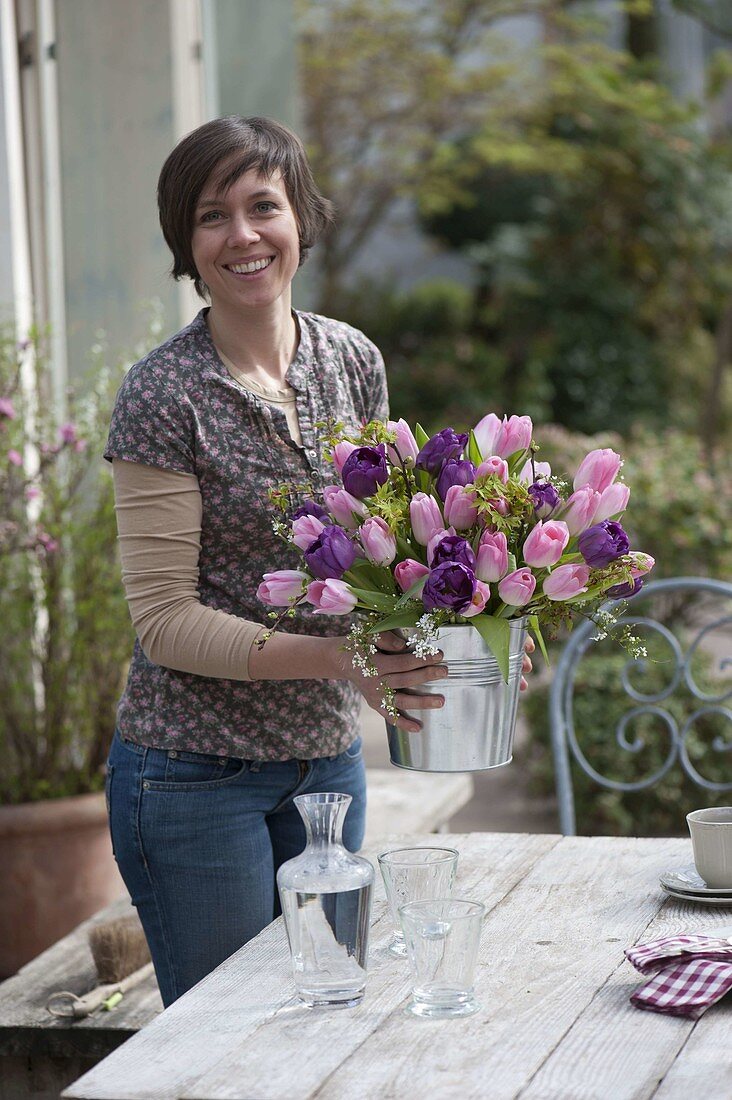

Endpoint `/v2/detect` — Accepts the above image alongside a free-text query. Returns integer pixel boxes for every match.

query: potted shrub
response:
[0,326,134,976]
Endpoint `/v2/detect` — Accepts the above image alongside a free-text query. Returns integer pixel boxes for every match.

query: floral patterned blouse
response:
[104,307,389,759]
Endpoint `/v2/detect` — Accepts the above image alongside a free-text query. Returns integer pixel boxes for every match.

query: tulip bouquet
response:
[257,414,654,715]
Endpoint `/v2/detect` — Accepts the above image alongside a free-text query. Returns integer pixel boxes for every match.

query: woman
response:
[105,116,532,1007]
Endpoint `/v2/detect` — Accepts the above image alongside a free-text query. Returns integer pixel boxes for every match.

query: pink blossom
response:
[498,568,537,607]
[331,440,358,476]
[74,439,87,453]
[573,448,622,494]
[410,493,444,545]
[306,578,358,615]
[36,530,59,553]
[0,397,16,419]
[359,516,397,566]
[322,485,369,529]
[59,422,78,445]
[476,530,508,582]
[386,418,419,464]
[522,520,570,569]
[543,564,591,601]
[560,485,601,536]
[394,558,430,593]
[292,514,326,550]
[7,449,22,467]
[473,413,533,460]
[25,485,40,500]
[593,482,630,523]
[462,579,491,617]
[443,484,479,530]
[257,570,309,606]
[476,456,509,482]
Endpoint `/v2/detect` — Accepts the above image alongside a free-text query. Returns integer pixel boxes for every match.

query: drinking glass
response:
[399,898,485,1018]
[378,847,458,957]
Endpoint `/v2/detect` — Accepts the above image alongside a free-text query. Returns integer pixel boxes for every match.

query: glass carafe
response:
[277,791,374,1008]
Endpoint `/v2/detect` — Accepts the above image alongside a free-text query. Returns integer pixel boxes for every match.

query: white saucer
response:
[660,866,732,897]
[662,885,732,907]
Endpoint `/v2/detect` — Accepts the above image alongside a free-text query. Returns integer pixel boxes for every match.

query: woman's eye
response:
[255,202,277,213]
[201,211,223,223]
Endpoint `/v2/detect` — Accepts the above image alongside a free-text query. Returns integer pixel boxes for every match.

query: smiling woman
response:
[100,116,479,1009]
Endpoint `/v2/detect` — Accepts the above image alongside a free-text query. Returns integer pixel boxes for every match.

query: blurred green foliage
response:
[521,643,732,837]
[0,328,133,803]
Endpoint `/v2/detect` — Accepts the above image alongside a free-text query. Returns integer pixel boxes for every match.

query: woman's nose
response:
[227,217,260,248]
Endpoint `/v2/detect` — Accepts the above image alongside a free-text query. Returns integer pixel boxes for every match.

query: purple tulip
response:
[528,481,560,519]
[341,445,389,499]
[292,500,331,524]
[304,525,357,579]
[578,520,630,568]
[436,459,476,501]
[416,429,468,476]
[607,577,644,599]
[422,561,476,614]
[429,534,476,571]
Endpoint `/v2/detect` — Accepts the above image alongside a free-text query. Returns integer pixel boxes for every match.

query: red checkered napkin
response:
[625,935,732,1018]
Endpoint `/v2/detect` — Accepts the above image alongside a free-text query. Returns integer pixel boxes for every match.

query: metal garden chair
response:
[549,576,732,835]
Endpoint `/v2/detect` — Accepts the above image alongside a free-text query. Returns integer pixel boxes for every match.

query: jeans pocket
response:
[143,748,248,791]
[342,736,363,762]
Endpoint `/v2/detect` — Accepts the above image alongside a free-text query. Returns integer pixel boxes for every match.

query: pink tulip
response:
[561,485,601,536]
[476,530,508,582]
[629,551,655,579]
[332,441,358,476]
[573,448,622,494]
[473,413,503,459]
[410,493,444,545]
[323,485,369,529]
[519,459,552,484]
[360,516,397,566]
[476,456,509,482]
[386,418,419,464]
[7,449,22,467]
[498,568,537,607]
[443,484,479,530]
[543,563,591,601]
[462,579,491,617]
[394,558,430,593]
[257,570,309,606]
[522,520,570,569]
[306,578,358,615]
[593,482,630,523]
[499,415,533,458]
[426,527,456,564]
[292,514,326,550]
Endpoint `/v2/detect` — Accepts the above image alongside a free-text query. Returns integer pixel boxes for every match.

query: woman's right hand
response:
[331,630,448,733]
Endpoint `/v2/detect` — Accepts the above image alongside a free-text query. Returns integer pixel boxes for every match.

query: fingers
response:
[522,654,533,675]
[373,649,445,677]
[524,635,535,654]
[374,630,409,653]
[520,676,528,692]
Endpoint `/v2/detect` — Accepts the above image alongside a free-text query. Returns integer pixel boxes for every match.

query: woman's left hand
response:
[520,634,535,692]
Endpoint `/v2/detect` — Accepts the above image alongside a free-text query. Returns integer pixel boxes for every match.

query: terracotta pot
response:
[0,791,126,977]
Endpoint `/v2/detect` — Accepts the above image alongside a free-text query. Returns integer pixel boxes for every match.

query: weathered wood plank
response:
[62,833,558,1100]
[309,836,687,1100]
[0,896,162,1059]
[520,889,732,1100]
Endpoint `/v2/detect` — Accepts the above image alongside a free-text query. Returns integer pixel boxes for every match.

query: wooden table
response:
[63,832,732,1100]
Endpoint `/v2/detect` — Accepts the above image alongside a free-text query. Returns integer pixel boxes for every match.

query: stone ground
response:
[359,699,560,835]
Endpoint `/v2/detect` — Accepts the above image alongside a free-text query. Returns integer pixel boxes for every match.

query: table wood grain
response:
[62,833,732,1100]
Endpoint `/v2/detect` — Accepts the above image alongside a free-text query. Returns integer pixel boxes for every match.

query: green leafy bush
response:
[0,328,133,803]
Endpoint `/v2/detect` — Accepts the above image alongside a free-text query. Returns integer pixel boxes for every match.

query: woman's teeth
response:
[228,258,274,274]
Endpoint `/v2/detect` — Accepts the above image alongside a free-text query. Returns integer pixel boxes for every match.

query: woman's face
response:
[190,164,301,313]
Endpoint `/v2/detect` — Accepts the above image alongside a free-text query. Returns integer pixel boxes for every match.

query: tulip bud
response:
[593,482,630,523]
[476,456,509,482]
[522,520,570,569]
[543,564,591,601]
[443,484,479,530]
[561,485,601,536]
[410,493,444,545]
[394,559,430,593]
[498,568,537,607]
[573,448,622,494]
[306,578,358,615]
[462,579,491,617]
[476,530,508,582]
[331,441,359,476]
[359,516,397,566]
[323,485,369,529]
[292,514,326,551]
[257,570,309,606]
[386,418,419,464]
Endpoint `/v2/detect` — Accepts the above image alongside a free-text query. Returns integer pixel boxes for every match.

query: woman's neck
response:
[206,299,299,388]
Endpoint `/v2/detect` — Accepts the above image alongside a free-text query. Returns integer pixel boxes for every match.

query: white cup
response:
[687,807,732,889]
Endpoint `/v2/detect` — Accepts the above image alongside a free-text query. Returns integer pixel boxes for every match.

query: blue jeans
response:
[105,728,366,1007]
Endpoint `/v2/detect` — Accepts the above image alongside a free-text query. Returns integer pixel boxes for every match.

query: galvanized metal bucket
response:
[386,619,528,773]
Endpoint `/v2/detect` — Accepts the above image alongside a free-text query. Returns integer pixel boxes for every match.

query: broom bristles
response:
[88,914,151,984]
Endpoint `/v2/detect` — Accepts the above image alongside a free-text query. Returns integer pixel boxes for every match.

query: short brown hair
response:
[157,116,335,298]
